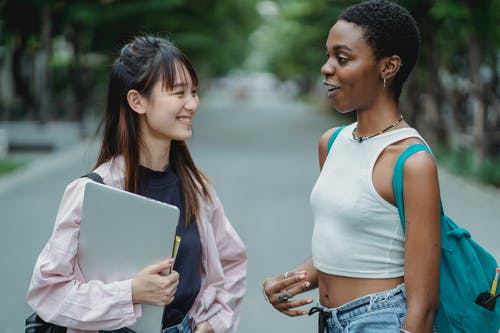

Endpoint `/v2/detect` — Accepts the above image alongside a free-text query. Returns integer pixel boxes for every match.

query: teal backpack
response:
[328,127,500,332]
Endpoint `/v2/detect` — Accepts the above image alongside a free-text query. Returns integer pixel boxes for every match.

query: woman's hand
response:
[194,321,214,333]
[262,270,313,316]
[131,258,179,306]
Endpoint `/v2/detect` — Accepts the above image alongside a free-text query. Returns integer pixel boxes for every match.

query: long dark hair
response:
[95,35,211,225]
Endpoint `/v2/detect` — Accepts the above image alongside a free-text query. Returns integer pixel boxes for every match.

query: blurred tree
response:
[400,0,500,167]
[1,0,260,121]
[251,0,352,93]
[428,0,500,167]
[3,0,43,120]
[398,0,447,146]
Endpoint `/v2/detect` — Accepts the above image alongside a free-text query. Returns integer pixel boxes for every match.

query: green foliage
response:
[436,146,500,187]
[477,158,500,187]
[4,0,261,77]
[251,0,349,86]
[426,0,499,72]
[2,0,262,120]
[69,0,262,77]
[0,158,24,176]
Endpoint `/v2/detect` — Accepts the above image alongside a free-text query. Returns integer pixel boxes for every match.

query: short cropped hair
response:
[339,0,420,99]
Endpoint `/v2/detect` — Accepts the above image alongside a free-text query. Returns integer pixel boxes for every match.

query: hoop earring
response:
[383,77,387,89]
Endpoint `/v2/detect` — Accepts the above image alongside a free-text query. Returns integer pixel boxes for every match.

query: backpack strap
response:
[81,172,104,184]
[327,126,346,154]
[394,145,500,332]
[392,144,432,233]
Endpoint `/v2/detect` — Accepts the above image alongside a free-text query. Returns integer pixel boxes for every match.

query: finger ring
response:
[283,271,289,279]
[277,290,293,303]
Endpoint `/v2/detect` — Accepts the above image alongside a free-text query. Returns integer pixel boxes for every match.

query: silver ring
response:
[277,290,293,303]
[283,271,289,279]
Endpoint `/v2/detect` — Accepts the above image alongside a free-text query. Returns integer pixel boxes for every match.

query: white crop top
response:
[310,122,425,278]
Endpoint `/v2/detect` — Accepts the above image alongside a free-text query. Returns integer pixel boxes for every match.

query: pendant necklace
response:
[352,114,404,143]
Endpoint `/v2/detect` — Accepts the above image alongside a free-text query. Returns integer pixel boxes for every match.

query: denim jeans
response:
[99,315,191,333]
[162,315,192,333]
[99,328,135,333]
[308,284,437,333]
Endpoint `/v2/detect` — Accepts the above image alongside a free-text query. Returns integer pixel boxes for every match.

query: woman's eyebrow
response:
[330,44,353,52]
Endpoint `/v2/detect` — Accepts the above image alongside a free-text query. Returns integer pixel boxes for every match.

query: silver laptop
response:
[78,181,180,332]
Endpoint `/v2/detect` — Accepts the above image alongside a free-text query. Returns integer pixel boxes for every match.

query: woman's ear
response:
[126,89,147,115]
[380,55,402,81]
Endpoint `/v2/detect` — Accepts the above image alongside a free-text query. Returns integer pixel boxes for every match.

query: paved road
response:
[1,75,499,332]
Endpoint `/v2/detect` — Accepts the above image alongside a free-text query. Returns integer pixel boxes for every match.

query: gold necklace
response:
[352,114,404,143]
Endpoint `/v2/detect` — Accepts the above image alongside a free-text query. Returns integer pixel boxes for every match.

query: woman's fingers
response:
[263,270,313,316]
[159,271,179,304]
[283,279,311,297]
[132,266,180,306]
[265,272,308,300]
[274,297,313,317]
[145,258,175,274]
[266,271,307,294]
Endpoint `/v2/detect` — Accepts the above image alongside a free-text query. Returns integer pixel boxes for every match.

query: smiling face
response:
[321,20,383,114]
[139,63,199,145]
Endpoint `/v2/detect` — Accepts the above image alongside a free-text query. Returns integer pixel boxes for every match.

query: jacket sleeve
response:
[26,178,141,330]
[204,188,248,333]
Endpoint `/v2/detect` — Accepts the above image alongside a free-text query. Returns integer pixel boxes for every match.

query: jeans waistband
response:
[308,283,406,331]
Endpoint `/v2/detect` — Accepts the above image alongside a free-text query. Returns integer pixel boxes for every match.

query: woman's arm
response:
[27,179,141,330]
[197,189,247,333]
[401,151,441,332]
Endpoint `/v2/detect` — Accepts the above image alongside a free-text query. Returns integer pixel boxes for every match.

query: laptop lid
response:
[78,181,180,331]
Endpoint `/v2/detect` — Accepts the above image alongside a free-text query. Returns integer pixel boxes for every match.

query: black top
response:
[138,165,202,328]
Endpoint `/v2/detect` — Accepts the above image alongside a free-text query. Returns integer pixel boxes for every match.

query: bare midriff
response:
[318,272,404,308]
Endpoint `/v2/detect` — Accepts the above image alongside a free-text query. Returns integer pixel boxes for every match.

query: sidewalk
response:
[0,139,97,195]
[0,120,98,194]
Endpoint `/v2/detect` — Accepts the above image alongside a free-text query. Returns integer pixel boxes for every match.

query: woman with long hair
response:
[27,35,247,333]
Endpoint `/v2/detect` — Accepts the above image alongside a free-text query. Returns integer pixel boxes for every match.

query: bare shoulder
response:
[403,149,438,181]
[318,127,342,169]
[393,137,437,178]
[379,136,427,165]
[396,143,439,203]
[318,127,340,149]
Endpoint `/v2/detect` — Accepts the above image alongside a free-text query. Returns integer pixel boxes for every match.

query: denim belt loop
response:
[309,306,332,333]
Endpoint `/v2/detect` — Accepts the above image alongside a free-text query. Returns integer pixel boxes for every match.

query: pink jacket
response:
[27,157,247,333]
